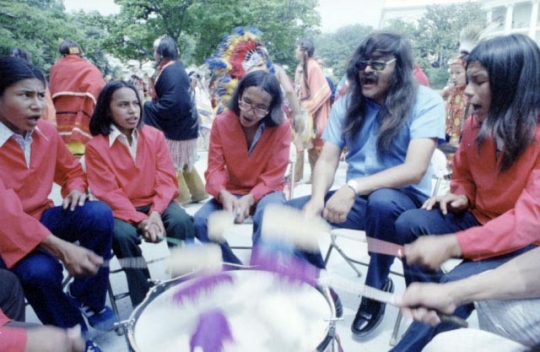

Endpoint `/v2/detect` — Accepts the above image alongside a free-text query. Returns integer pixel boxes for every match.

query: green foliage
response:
[0,0,113,75]
[382,1,486,87]
[106,0,321,68]
[314,24,373,80]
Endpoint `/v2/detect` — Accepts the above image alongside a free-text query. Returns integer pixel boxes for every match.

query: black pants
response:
[0,269,25,321]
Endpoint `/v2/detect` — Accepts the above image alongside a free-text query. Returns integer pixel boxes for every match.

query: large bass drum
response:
[126,269,338,351]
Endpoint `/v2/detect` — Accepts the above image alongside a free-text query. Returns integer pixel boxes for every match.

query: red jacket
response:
[85,126,179,223]
[0,310,25,352]
[0,121,86,268]
[205,112,291,203]
[453,117,540,259]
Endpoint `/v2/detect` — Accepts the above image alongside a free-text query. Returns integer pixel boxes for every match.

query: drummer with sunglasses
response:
[287,30,445,337]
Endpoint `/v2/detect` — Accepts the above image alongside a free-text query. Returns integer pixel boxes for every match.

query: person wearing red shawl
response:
[49,40,104,156]
[294,38,332,184]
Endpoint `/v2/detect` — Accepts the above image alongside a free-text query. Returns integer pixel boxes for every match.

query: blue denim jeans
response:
[194,191,286,265]
[392,206,537,351]
[287,188,426,288]
[4,201,113,329]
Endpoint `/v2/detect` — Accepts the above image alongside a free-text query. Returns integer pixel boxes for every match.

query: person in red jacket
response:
[0,57,114,352]
[392,33,540,351]
[86,80,195,306]
[194,70,291,266]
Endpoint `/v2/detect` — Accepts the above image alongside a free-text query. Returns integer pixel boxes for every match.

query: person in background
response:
[440,56,469,146]
[294,38,332,184]
[189,70,214,151]
[0,269,85,352]
[194,70,291,266]
[85,80,195,306]
[49,40,105,157]
[287,31,444,337]
[0,56,115,352]
[144,36,208,205]
[392,33,540,352]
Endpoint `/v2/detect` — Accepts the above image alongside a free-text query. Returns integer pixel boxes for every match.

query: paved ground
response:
[31,150,477,351]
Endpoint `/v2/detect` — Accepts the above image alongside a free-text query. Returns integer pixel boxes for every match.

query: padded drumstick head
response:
[208,211,235,242]
[166,244,223,277]
[261,204,331,252]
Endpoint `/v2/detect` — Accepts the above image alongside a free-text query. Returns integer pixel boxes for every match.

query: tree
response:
[315,24,373,81]
[383,1,486,88]
[0,0,67,69]
[0,0,114,76]
[106,0,321,68]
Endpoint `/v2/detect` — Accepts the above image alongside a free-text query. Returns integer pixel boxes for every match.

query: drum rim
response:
[126,269,337,352]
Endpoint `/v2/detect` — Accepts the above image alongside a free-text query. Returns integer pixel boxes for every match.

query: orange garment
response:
[42,88,56,125]
[453,117,540,260]
[205,112,291,203]
[295,58,332,147]
[85,126,179,224]
[0,310,26,352]
[445,85,467,144]
[0,121,87,268]
[49,55,104,145]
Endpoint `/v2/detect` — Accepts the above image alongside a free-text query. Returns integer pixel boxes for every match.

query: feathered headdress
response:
[206,26,274,114]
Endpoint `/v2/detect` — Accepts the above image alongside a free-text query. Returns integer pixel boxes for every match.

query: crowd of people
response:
[1,27,540,352]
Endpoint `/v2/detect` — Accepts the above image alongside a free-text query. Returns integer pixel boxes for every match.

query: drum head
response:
[129,270,333,352]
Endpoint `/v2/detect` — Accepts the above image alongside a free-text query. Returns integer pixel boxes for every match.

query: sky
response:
[62,0,387,33]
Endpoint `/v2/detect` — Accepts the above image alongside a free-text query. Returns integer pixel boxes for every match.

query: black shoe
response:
[329,288,343,318]
[351,278,394,336]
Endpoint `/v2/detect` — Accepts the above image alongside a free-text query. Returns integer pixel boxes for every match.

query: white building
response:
[380,0,540,44]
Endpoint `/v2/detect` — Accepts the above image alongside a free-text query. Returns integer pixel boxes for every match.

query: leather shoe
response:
[351,278,394,336]
[329,288,343,318]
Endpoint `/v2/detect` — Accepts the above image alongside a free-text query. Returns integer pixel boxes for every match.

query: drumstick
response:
[261,204,331,252]
[208,210,235,242]
[166,244,223,277]
[318,274,468,328]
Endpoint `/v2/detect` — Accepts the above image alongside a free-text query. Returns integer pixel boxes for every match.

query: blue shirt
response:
[323,85,445,198]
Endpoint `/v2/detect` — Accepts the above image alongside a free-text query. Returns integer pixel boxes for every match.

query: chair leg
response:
[323,244,335,266]
[332,242,363,277]
[390,310,404,346]
[107,280,125,336]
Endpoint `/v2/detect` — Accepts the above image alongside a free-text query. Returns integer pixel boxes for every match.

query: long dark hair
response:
[345,31,418,154]
[468,34,540,172]
[228,70,283,127]
[0,57,45,96]
[89,80,143,136]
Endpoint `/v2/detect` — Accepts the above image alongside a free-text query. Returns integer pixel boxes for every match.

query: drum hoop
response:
[126,269,337,352]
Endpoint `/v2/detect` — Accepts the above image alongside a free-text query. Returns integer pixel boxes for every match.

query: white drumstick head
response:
[208,210,235,242]
[166,244,222,277]
[261,204,331,252]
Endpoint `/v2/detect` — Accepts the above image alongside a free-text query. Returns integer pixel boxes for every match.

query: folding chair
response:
[321,149,452,345]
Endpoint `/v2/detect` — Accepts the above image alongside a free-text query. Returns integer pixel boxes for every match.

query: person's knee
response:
[80,201,113,232]
[366,190,396,215]
[395,210,423,243]
[18,260,62,287]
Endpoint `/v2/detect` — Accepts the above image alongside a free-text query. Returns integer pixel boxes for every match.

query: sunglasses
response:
[355,58,397,72]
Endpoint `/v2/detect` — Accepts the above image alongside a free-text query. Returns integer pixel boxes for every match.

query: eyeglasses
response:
[238,99,269,118]
[355,58,397,72]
